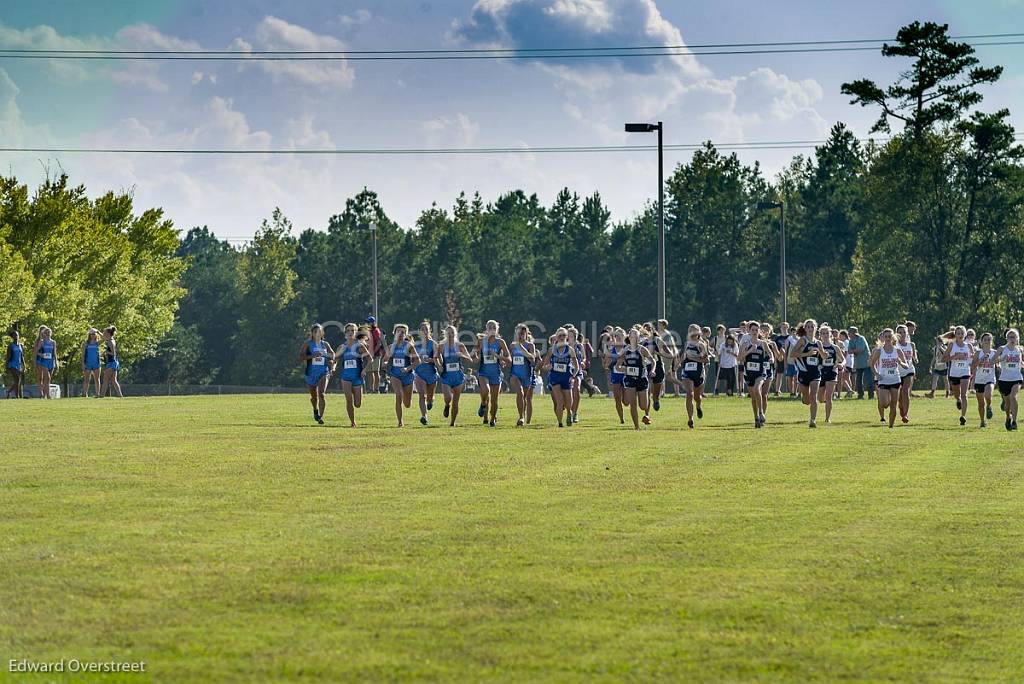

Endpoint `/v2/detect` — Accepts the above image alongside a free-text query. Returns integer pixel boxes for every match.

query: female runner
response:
[996,329,1021,431]
[817,325,841,423]
[542,327,580,428]
[759,323,780,423]
[383,324,421,427]
[298,323,334,424]
[869,328,910,428]
[475,320,511,427]
[614,327,656,430]
[100,326,123,398]
[436,324,472,426]
[739,321,769,428]
[896,324,918,424]
[338,323,371,427]
[971,333,997,428]
[33,325,57,399]
[509,323,537,426]
[566,326,584,424]
[679,324,709,429]
[943,326,974,425]
[414,321,439,425]
[82,328,102,398]
[5,331,24,399]
[789,319,825,428]
[603,327,627,424]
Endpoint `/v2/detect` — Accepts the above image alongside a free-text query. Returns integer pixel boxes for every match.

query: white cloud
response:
[420,113,480,146]
[245,16,355,89]
[338,9,372,29]
[0,68,53,146]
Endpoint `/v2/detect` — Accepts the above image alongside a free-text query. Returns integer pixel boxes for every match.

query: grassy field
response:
[1,391,1022,682]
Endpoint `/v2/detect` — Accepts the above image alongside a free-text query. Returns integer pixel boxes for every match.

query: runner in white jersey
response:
[896,324,917,424]
[995,328,1022,431]
[971,332,997,428]
[943,325,974,426]
[868,328,910,429]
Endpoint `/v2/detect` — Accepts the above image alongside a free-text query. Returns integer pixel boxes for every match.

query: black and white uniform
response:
[680,340,705,387]
[795,337,822,386]
[622,346,650,391]
[898,341,915,379]
[974,349,997,393]
[996,346,1023,396]
[648,336,666,384]
[876,346,902,390]
[947,341,972,386]
[743,342,768,387]
[820,343,840,383]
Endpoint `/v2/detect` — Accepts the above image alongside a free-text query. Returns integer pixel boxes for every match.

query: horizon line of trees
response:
[2,21,1022,388]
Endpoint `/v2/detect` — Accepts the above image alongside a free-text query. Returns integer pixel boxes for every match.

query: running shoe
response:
[489,419,496,428]
[642,415,651,425]
[478,404,486,418]
[653,400,660,412]
[956,399,962,410]
[687,420,694,429]
[443,404,450,418]
[696,406,703,420]
[987,406,993,420]
[516,418,524,427]
[959,416,966,426]
[427,401,433,411]
[420,416,428,426]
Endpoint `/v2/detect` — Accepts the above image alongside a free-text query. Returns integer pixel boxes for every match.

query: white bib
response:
[553,362,568,373]
[446,362,460,372]
[513,357,525,366]
[312,357,325,367]
[684,361,698,372]
[952,360,969,373]
[625,366,640,377]
[392,358,406,368]
[975,366,995,384]
[883,366,899,378]
[344,359,357,369]
[745,361,761,371]
[806,356,818,366]
[823,357,834,367]
[484,354,497,365]
[41,353,52,360]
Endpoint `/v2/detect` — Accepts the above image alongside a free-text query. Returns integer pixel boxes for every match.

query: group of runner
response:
[4,325,123,399]
[296,318,1022,431]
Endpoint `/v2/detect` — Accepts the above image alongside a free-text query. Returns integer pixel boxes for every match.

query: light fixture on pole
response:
[625,121,665,320]
[756,201,787,323]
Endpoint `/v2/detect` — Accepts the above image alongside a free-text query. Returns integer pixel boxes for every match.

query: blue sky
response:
[1,0,1022,237]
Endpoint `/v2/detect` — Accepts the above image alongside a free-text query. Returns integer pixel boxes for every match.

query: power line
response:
[3,32,1022,58]
[2,135,1021,157]
[2,37,1022,61]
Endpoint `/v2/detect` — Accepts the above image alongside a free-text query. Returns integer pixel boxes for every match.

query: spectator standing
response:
[847,325,874,399]
[367,316,385,393]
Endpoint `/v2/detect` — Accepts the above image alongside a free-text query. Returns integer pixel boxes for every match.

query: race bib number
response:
[746,361,761,372]
[884,367,899,378]
[312,357,325,367]
[1007,361,1020,369]
[625,366,640,377]
[392,358,406,368]
[344,359,357,369]
[976,368,994,382]
[553,363,568,373]
[41,353,52,360]
[952,360,968,372]
[684,361,698,372]
[823,357,834,367]
[446,362,460,372]
[484,355,497,365]
[513,357,525,366]
[806,356,818,366]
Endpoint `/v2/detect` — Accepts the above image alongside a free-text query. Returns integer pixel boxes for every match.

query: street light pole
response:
[625,121,666,320]
[369,221,379,322]
[756,201,787,322]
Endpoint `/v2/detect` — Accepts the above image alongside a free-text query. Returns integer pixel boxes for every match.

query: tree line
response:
[2,22,1022,388]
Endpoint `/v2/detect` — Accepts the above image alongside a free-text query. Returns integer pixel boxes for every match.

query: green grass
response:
[1,392,1022,682]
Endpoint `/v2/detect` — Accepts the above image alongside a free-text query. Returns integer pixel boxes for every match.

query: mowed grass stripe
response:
[1,394,1022,682]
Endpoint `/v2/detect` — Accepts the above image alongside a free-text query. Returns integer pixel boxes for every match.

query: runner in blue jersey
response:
[81,328,102,398]
[338,323,372,427]
[614,327,656,430]
[566,326,585,425]
[602,327,627,424]
[33,325,58,400]
[383,324,421,427]
[435,324,473,426]
[5,331,24,399]
[509,323,537,427]
[541,327,580,427]
[474,320,511,428]
[413,321,439,426]
[298,323,335,424]
[100,326,123,398]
